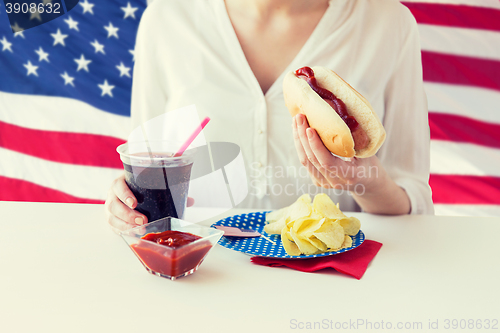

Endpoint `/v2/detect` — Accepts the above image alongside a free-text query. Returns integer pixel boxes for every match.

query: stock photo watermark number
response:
[5,2,61,14]
[289,318,499,330]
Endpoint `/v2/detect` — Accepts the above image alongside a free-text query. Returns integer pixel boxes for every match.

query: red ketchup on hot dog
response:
[295,67,369,151]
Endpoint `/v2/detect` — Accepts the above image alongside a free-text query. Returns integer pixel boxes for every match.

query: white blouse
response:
[131,0,434,214]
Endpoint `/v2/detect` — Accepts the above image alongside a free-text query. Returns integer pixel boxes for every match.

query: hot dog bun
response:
[283,66,385,158]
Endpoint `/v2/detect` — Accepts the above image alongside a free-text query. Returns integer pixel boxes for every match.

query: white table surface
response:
[1,201,499,333]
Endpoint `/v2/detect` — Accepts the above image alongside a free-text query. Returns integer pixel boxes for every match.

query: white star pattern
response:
[121,2,138,19]
[1,0,143,113]
[35,47,50,62]
[24,61,39,76]
[104,22,119,39]
[64,16,80,31]
[90,39,105,54]
[12,23,25,38]
[61,72,75,87]
[1,36,13,53]
[30,9,43,22]
[98,80,115,97]
[74,54,92,72]
[116,62,131,77]
[80,0,94,14]
[51,29,68,47]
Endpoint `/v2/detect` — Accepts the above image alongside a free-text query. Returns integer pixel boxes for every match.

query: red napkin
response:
[250,239,382,279]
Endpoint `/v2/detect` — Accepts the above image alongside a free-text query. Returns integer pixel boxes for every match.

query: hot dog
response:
[283,66,386,158]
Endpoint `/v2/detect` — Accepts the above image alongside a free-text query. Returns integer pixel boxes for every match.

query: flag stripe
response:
[0,121,125,169]
[430,174,500,204]
[403,2,500,32]
[434,203,500,217]
[430,141,500,177]
[425,82,500,124]
[0,176,104,204]
[402,0,500,11]
[422,51,500,92]
[0,91,129,137]
[418,24,500,62]
[0,147,123,200]
[429,113,500,149]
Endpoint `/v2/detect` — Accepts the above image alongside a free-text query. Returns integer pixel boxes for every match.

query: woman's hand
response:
[292,113,410,215]
[105,173,147,233]
[105,174,195,233]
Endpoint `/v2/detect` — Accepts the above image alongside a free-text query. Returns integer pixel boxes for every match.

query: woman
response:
[105,0,434,232]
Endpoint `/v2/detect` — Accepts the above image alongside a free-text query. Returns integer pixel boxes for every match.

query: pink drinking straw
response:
[173,117,211,157]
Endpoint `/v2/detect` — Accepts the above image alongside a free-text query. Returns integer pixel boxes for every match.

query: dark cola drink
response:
[122,152,194,222]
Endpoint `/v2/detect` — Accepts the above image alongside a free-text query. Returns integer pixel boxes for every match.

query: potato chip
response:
[266,207,289,223]
[298,193,312,204]
[338,217,361,236]
[309,211,324,221]
[287,194,312,221]
[292,216,319,233]
[341,235,353,249]
[313,193,346,219]
[267,194,361,256]
[296,217,326,238]
[263,217,286,235]
[305,236,328,252]
[290,228,319,255]
[281,227,301,256]
[313,220,345,250]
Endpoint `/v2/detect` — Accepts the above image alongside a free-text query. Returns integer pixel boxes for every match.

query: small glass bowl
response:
[120,217,223,280]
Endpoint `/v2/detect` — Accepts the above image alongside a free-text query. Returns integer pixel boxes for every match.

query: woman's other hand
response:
[292,113,410,215]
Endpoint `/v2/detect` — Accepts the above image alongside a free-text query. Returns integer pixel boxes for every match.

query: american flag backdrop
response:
[0,0,144,203]
[0,0,499,216]
[402,0,500,216]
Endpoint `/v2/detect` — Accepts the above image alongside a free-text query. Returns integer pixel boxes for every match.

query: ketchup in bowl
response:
[121,218,223,280]
[142,230,202,247]
[131,231,212,278]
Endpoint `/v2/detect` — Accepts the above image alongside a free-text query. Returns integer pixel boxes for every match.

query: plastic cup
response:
[116,141,196,222]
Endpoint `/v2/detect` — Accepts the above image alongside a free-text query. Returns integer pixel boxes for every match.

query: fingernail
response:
[135,217,144,225]
[125,197,134,208]
[306,128,313,139]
